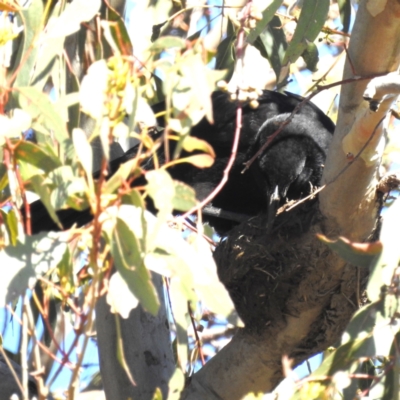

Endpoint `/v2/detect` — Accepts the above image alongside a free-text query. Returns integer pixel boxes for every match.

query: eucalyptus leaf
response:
[0,232,69,306]
[283,0,329,65]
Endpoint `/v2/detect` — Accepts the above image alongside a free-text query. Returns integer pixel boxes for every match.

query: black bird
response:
[145,90,335,232]
[26,90,335,234]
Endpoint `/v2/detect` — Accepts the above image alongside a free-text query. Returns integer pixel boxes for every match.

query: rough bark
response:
[181,1,400,398]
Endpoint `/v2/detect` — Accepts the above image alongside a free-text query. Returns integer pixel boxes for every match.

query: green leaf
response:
[11,0,43,89]
[301,42,319,72]
[0,109,32,138]
[72,128,93,181]
[107,271,139,318]
[80,60,108,119]
[17,87,70,153]
[318,234,382,268]
[29,174,62,228]
[111,217,159,315]
[30,32,65,90]
[146,169,175,216]
[215,29,236,82]
[0,208,19,246]
[45,166,88,211]
[182,136,215,157]
[246,0,283,44]
[102,6,133,55]
[283,0,329,65]
[121,188,145,208]
[368,198,400,301]
[15,140,61,174]
[104,159,140,194]
[167,369,185,400]
[172,154,214,168]
[0,232,69,306]
[46,0,101,38]
[172,181,197,212]
[150,36,186,52]
[0,162,8,192]
[381,332,400,400]
[253,15,288,84]
[338,0,352,33]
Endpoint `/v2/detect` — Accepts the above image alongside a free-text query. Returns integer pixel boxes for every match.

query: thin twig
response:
[188,303,205,366]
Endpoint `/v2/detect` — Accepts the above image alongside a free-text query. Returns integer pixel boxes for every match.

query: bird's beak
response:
[267,185,280,232]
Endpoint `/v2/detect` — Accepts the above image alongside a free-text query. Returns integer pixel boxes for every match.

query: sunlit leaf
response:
[253,16,288,84]
[72,128,93,184]
[0,232,69,306]
[146,169,175,216]
[150,36,186,52]
[171,154,214,168]
[80,60,108,119]
[182,136,215,157]
[107,271,139,318]
[15,140,61,174]
[46,0,101,38]
[246,0,283,44]
[168,368,185,400]
[0,208,19,246]
[283,0,329,65]
[12,0,43,90]
[17,87,70,151]
[111,217,159,316]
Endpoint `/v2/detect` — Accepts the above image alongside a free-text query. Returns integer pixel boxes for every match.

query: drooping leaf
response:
[253,15,288,84]
[182,136,215,157]
[0,208,19,246]
[301,42,319,72]
[30,0,65,90]
[104,159,140,195]
[17,87,70,153]
[338,0,352,33]
[72,128,93,183]
[111,217,159,316]
[80,60,108,119]
[215,18,236,82]
[283,0,329,65]
[11,0,43,90]
[146,169,175,216]
[107,271,139,318]
[246,0,283,44]
[46,0,101,38]
[171,154,214,168]
[15,140,61,174]
[167,369,185,400]
[101,6,133,56]
[149,36,186,52]
[0,231,69,306]
[29,175,62,228]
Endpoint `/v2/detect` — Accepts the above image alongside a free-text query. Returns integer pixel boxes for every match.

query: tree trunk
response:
[181,1,400,398]
[96,273,175,400]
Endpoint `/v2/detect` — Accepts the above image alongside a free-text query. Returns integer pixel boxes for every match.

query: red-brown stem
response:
[179,1,252,220]
[188,303,205,366]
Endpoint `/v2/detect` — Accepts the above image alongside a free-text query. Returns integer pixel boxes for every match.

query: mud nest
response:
[214,199,366,338]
